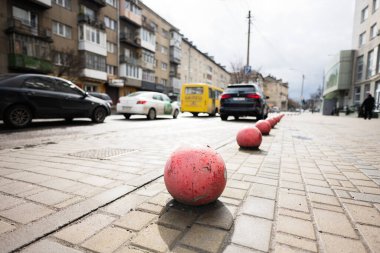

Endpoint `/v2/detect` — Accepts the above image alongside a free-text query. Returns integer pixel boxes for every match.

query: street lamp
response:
[290,68,305,112]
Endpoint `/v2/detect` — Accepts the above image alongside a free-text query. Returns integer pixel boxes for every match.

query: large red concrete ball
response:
[267,118,276,128]
[164,147,227,206]
[255,120,271,135]
[236,127,262,148]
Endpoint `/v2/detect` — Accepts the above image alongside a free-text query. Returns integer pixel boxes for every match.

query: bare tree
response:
[230,61,246,83]
[51,47,83,82]
[288,98,300,111]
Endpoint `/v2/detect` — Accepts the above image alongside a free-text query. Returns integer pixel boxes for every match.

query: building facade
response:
[0,0,229,103]
[262,75,289,111]
[352,0,380,109]
[180,38,230,90]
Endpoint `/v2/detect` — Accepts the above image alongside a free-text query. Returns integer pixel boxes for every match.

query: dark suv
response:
[220,83,269,121]
[0,74,111,128]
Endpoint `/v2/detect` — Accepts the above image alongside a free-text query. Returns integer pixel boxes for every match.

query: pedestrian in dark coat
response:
[361,94,375,120]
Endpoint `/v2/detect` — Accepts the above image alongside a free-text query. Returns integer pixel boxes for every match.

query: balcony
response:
[82,68,107,81]
[6,18,53,42]
[8,53,52,73]
[120,32,141,48]
[90,0,106,7]
[140,60,154,71]
[29,0,52,8]
[120,55,141,66]
[120,5,142,26]
[77,14,105,30]
[169,70,181,79]
[170,46,181,64]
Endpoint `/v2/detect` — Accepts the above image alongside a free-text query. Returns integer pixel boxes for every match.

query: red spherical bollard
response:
[164,147,227,206]
[255,120,271,135]
[236,126,262,149]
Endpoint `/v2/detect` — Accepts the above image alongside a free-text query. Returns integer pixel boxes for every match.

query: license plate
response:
[122,106,131,110]
[233,97,245,101]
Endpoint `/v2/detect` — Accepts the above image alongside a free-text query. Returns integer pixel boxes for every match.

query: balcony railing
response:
[77,14,105,30]
[8,53,52,73]
[169,71,181,79]
[120,55,141,66]
[6,18,53,42]
[120,32,141,47]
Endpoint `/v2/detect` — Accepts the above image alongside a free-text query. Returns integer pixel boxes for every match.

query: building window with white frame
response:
[107,41,116,53]
[367,49,376,78]
[142,70,155,82]
[370,23,378,39]
[55,0,71,9]
[12,6,38,27]
[161,79,167,85]
[107,65,117,75]
[361,6,369,22]
[52,21,72,39]
[104,16,116,30]
[377,45,380,73]
[160,45,168,55]
[374,0,379,12]
[356,55,364,81]
[161,62,168,70]
[359,32,366,47]
[125,64,140,79]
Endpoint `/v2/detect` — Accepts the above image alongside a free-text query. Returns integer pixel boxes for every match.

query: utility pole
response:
[246,10,251,67]
[300,74,305,111]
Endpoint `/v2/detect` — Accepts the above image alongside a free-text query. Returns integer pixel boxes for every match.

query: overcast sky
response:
[142,0,356,100]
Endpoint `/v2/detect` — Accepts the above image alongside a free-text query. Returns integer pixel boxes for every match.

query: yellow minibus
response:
[180,83,224,116]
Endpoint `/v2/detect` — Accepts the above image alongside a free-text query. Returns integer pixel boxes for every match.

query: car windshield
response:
[225,86,256,93]
[127,92,144,97]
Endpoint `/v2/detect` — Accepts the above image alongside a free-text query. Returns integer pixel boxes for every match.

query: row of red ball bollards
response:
[164,114,285,206]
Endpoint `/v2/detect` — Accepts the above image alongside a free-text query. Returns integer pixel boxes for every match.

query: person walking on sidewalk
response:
[361,93,375,120]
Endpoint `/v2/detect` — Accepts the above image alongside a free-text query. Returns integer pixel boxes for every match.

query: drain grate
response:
[68,148,137,160]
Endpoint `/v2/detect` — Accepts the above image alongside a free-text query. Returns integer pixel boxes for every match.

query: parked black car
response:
[88,92,113,106]
[0,74,111,128]
[220,83,269,121]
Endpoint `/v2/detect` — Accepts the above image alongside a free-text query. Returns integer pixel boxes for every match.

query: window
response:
[142,50,155,64]
[374,0,379,12]
[354,86,361,105]
[160,46,168,55]
[370,23,378,39]
[14,34,50,59]
[367,50,376,78]
[161,62,168,70]
[361,6,369,22]
[161,29,169,38]
[185,87,203,94]
[80,5,95,21]
[55,0,71,9]
[125,64,140,79]
[52,21,72,39]
[377,45,380,73]
[56,80,82,95]
[142,70,155,82]
[107,41,116,53]
[161,79,167,85]
[84,52,106,72]
[106,0,117,8]
[125,1,141,15]
[54,52,68,66]
[24,77,56,91]
[12,6,37,27]
[141,28,155,45]
[107,65,117,75]
[79,25,106,46]
[376,81,380,109]
[359,32,366,47]
[364,83,371,95]
[104,16,116,30]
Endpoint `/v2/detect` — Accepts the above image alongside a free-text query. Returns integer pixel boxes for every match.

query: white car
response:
[116,91,180,120]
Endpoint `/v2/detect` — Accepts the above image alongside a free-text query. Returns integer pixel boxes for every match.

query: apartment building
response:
[352,0,380,108]
[0,0,229,102]
[181,38,230,89]
[263,76,289,111]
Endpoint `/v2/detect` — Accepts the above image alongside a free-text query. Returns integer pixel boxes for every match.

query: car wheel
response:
[173,109,179,119]
[192,112,199,117]
[234,116,240,120]
[4,105,32,128]
[256,113,263,120]
[123,114,131,119]
[92,107,107,123]
[65,118,73,123]
[220,114,228,121]
[147,108,156,120]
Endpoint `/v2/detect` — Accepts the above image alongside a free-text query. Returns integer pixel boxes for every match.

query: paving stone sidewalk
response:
[2,114,380,253]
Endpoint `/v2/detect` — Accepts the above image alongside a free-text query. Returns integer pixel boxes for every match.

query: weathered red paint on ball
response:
[164,147,227,206]
[255,120,271,135]
[236,126,262,148]
[267,118,276,128]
